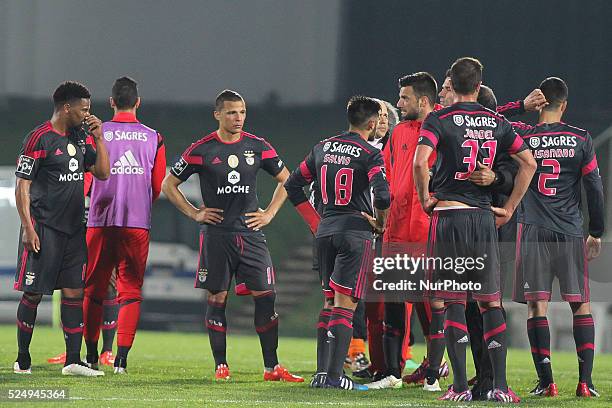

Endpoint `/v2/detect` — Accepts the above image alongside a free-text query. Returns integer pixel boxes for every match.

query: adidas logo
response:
[540,357,551,364]
[524,282,530,289]
[457,335,469,344]
[212,157,222,164]
[55,148,63,156]
[111,150,144,175]
[327,331,335,339]
[578,356,584,363]
[488,340,502,350]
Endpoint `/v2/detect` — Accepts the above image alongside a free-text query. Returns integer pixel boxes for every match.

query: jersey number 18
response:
[320,164,354,205]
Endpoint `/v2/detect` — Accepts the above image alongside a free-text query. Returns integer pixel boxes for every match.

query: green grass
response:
[0,325,610,407]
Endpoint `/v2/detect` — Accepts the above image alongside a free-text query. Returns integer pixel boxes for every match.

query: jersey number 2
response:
[454,140,498,180]
[320,165,354,205]
[538,159,560,196]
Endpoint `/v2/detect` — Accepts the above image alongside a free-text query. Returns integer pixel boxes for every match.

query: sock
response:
[425,306,445,382]
[102,291,119,353]
[527,316,553,386]
[383,302,405,378]
[16,294,41,367]
[445,303,469,392]
[206,298,227,367]
[572,314,595,385]
[116,298,141,358]
[61,297,84,365]
[465,302,484,380]
[115,347,128,368]
[348,338,366,357]
[83,295,103,345]
[316,308,332,373]
[253,291,279,369]
[326,307,354,381]
[482,307,508,392]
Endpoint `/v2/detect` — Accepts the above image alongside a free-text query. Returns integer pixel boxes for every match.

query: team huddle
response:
[12,56,604,403]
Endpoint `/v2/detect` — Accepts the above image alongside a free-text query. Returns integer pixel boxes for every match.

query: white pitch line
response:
[69,396,476,407]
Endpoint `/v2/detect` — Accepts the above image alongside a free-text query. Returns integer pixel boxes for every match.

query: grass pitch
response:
[0,325,610,407]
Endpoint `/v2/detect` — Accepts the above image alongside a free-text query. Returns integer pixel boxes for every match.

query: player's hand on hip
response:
[193,205,223,224]
[22,227,40,253]
[469,162,495,186]
[84,115,103,139]
[245,208,273,231]
[586,235,602,261]
[523,89,548,111]
[491,206,512,228]
[361,212,384,235]
[422,196,439,215]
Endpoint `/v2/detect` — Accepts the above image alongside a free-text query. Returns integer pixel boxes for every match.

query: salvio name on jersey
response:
[328,142,362,157]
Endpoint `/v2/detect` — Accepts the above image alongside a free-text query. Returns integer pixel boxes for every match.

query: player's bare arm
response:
[85,114,110,180]
[245,167,290,231]
[162,173,223,224]
[523,88,548,111]
[15,178,40,253]
[413,144,438,215]
[492,149,536,227]
[468,161,496,186]
[361,208,388,235]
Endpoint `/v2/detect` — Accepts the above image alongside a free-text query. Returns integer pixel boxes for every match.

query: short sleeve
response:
[170,144,203,181]
[84,135,97,169]
[15,131,48,180]
[260,140,285,177]
[418,114,442,149]
[500,119,527,155]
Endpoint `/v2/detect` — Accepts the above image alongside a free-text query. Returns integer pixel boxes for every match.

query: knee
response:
[208,290,228,305]
[570,302,591,315]
[23,292,43,305]
[477,300,500,312]
[527,301,547,318]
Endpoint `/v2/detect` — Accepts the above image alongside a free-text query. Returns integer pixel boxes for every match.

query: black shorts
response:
[14,223,86,295]
[513,223,588,303]
[195,230,275,293]
[426,208,500,301]
[316,233,373,300]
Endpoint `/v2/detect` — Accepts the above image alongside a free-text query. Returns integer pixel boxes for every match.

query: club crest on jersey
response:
[172,158,188,175]
[453,115,464,126]
[228,170,240,184]
[67,143,77,157]
[244,150,255,165]
[529,137,541,148]
[228,154,239,169]
[25,271,35,286]
[323,141,332,152]
[198,268,208,283]
[104,131,114,142]
[68,158,79,172]
[16,155,34,176]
